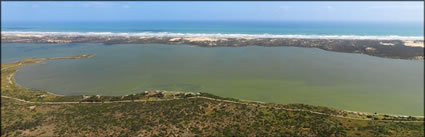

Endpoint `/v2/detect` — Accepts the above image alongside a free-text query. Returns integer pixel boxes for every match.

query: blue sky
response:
[1,2,424,22]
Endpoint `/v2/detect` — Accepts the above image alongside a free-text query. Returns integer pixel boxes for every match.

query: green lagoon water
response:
[2,43,423,115]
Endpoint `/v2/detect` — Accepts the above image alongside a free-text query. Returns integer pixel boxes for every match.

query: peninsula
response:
[2,33,424,60]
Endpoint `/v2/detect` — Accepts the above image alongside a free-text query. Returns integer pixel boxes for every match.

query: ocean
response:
[2,21,424,40]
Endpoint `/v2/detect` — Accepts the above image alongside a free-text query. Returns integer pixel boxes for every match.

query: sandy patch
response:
[169,37,182,42]
[13,34,44,38]
[183,37,227,42]
[365,47,376,52]
[29,106,36,110]
[411,56,424,60]
[21,124,56,137]
[379,42,395,46]
[46,40,72,43]
[403,40,424,48]
[7,74,14,84]
[237,37,256,40]
[139,36,152,39]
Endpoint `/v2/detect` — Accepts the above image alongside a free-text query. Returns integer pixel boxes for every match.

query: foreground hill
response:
[1,55,424,137]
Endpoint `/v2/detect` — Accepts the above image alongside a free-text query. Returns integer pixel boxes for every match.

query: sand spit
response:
[2,33,424,60]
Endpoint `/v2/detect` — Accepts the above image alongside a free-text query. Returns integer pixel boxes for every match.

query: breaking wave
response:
[2,31,424,40]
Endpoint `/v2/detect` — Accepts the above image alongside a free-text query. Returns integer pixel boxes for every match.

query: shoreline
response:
[2,32,424,60]
[2,31,424,40]
[1,54,95,100]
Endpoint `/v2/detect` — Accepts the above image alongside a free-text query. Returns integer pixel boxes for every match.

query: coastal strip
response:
[2,32,424,60]
[2,94,424,123]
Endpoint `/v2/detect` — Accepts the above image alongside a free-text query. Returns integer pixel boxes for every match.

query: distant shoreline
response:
[2,31,424,40]
[2,32,424,60]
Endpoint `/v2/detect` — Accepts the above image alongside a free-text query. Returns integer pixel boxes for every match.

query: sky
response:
[1,2,424,22]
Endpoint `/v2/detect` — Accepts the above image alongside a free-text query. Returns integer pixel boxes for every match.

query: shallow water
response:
[2,43,423,115]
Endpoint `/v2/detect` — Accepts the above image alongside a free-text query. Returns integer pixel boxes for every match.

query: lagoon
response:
[2,43,423,115]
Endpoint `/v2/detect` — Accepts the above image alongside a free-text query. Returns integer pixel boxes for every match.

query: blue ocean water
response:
[2,21,424,39]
